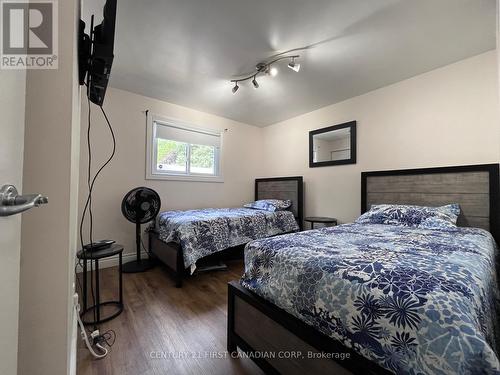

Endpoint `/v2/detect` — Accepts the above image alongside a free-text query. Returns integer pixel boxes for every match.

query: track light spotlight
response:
[252,76,259,89]
[229,54,299,93]
[288,58,301,72]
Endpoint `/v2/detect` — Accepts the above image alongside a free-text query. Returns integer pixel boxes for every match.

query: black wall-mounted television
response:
[78,0,117,106]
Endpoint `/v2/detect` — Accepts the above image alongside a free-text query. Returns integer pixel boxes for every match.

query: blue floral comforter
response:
[240,223,500,374]
[156,208,298,272]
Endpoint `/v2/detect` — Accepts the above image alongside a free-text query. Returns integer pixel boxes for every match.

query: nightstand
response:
[77,244,124,325]
[304,216,338,230]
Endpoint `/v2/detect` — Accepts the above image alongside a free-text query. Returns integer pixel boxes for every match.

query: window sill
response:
[146,173,224,183]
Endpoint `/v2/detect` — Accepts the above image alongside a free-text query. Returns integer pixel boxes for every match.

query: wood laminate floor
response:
[77,260,263,375]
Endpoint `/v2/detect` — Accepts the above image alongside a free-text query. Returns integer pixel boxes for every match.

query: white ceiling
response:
[83,0,496,127]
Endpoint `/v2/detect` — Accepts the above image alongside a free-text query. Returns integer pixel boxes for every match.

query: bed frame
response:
[149,176,303,287]
[361,163,500,242]
[228,163,500,374]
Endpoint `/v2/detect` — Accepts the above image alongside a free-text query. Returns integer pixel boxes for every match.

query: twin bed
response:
[228,164,500,374]
[148,177,303,287]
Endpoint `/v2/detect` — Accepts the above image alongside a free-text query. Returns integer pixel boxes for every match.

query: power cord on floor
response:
[74,293,109,359]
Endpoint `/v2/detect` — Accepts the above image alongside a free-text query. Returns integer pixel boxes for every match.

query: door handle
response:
[0,184,48,217]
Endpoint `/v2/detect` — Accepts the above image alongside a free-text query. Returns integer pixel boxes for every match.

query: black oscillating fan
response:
[121,187,161,273]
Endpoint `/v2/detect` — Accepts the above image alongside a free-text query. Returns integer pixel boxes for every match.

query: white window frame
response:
[146,114,224,182]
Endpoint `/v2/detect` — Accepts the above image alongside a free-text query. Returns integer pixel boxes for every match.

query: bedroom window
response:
[146,115,223,182]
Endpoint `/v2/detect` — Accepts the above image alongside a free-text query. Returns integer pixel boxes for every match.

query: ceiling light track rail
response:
[230,54,300,93]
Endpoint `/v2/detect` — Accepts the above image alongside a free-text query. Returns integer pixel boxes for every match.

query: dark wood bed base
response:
[149,232,184,288]
[149,176,304,287]
[227,281,389,375]
[228,163,500,374]
[149,232,245,288]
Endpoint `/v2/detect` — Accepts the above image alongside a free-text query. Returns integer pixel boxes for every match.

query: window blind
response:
[154,121,221,147]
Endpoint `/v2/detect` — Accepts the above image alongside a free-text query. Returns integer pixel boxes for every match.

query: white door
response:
[0,69,27,374]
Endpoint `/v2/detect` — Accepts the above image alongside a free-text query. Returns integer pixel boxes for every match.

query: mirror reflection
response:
[309,121,356,167]
[313,127,351,162]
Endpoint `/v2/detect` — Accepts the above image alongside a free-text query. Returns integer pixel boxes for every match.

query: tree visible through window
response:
[157,139,187,173]
[190,144,215,174]
[156,140,216,175]
[149,118,221,179]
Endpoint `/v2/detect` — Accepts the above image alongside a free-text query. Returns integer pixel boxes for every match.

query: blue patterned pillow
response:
[355,203,460,229]
[244,199,292,212]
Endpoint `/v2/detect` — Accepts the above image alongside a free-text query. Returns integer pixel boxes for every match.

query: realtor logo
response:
[1,0,58,69]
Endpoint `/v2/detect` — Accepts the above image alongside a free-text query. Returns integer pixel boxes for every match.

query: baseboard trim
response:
[76,251,149,272]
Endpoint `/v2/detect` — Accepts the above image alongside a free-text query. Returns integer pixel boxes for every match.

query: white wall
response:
[18,0,81,373]
[78,88,264,257]
[261,51,500,225]
[0,69,26,375]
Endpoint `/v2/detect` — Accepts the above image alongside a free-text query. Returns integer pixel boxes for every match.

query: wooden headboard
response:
[255,177,304,230]
[361,164,499,242]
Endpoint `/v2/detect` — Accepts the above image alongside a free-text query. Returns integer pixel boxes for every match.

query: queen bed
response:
[228,164,500,374]
[148,176,303,287]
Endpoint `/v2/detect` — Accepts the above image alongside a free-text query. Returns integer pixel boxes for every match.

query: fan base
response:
[122,259,155,273]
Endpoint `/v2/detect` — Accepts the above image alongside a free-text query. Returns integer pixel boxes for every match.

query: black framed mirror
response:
[309,121,356,168]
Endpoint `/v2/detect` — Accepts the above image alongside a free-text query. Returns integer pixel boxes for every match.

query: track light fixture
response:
[252,76,259,89]
[288,57,300,72]
[230,55,300,93]
[232,82,239,94]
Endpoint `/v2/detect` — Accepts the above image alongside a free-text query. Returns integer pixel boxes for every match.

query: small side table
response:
[77,244,124,325]
[305,216,338,230]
